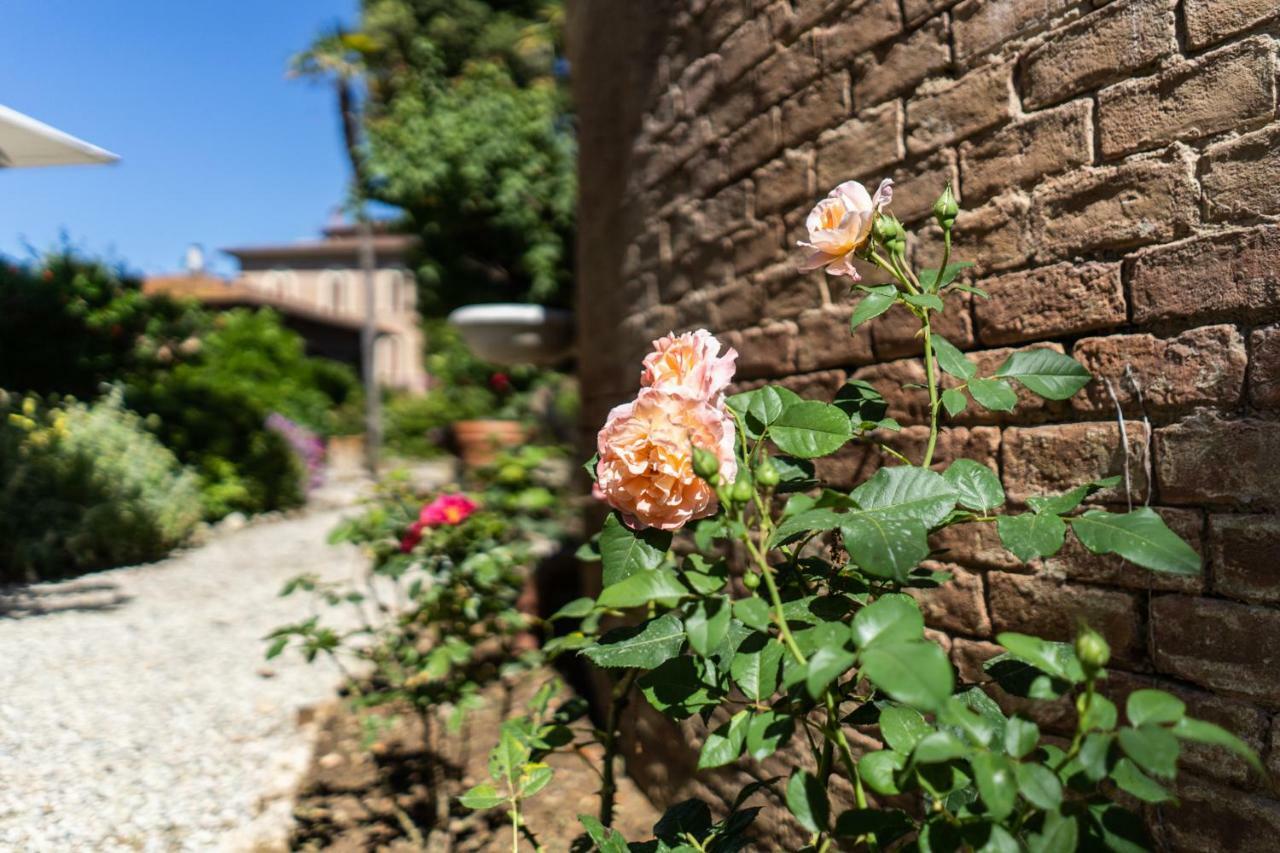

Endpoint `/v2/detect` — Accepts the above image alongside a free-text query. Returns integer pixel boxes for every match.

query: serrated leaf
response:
[840,514,929,582]
[733,596,772,631]
[851,466,957,528]
[770,401,853,458]
[1070,508,1200,575]
[805,645,857,698]
[919,261,975,293]
[913,731,967,763]
[996,632,1085,683]
[684,596,731,656]
[458,782,505,810]
[1110,758,1175,803]
[786,770,830,833]
[768,507,845,548]
[851,593,924,648]
[1016,762,1062,810]
[904,292,945,311]
[971,752,1017,820]
[597,566,688,609]
[967,377,1018,412]
[1028,810,1078,853]
[880,705,931,752]
[638,656,721,720]
[730,632,784,701]
[860,750,906,795]
[850,285,898,330]
[860,640,954,710]
[600,513,671,586]
[520,762,553,797]
[578,815,629,853]
[581,613,685,669]
[1118,725,1180,778]
[834,379,889,424]
[746,709,795,761]
[1171,716,1262,772]
[944,459,1004,513]
[1004,715,1040,758]
[947,282,989,299]
[941,386,968,416]
[698,710,749,769]
[550,597,595,621]
[997,512,1067,560]
[740,385,802,436]
[932,334,977,380]
[995,349,1091,400]
[1127,689,1185,727]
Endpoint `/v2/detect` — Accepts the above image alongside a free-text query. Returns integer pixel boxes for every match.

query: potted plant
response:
[452,371,530,467]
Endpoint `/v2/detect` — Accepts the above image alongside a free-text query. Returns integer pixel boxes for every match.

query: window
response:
[320,270,345,313]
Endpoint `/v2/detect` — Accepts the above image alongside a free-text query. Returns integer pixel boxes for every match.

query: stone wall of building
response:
[571,0,1280,846]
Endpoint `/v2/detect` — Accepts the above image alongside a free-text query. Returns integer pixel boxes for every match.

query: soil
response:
[289,669,660,852]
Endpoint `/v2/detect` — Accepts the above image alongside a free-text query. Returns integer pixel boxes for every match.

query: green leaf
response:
[974,825,1019,853]
[1025,477,1119,516]
[1081,694,1118,731]
[730,633,784,701]
[596,566,688,609]
[849,285,898,330]
[1127,689,1185,727]
[1172,716,1263,772]
[768,507,845,548]
[851,593,925,648]
[1016,762,1063,810]
[904,293,945,312]
[1028,810,1078,853]
[1077,733,1113,781]
[785,770,830,833]
[1004,715,1040,759]
[944,459,1004,513]
[1118,725,1180,778]
[932,334,977,380]
[698,710,749,769]
[833,808,914,844]
[995,349,1091,400]
[948,281,989,299]
[851,466,958,529]
[742,385,802,435]
[970,753,1017,820]
[1110,758,1175,803]
[879,705,931,753]
[600,513,671,586]
[913,731,967,763]
[1085,803,1150,853]
[840,514,929,582]
[578,815,629,853]
[582,613,685,669]
[834,379,889,425]
[860,640,954,711]
[745,709,795,761]
[638,656,721,720]
[489,729,530,789]
[458,782,505,810]
[967,377,1018,412]
[1070,508,1201,575]
[997,513,1067,560]
[684,596,731,656]
[860,750,907,795]
[919,261,975,293]
[941,387,968,417]
[733,596,772,632]
[805,645,857,698]
[550,597,595,621]
[996,632,1085,683]
[770,401,853,458]
[520,762,553,797]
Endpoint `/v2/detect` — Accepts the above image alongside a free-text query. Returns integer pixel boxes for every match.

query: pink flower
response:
[641,329,738,404]
[400,520,426,553]
[797,178,893,279]
[594,387,737,532]
[420,494,479,527]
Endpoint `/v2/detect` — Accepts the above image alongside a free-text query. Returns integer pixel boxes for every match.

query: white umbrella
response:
[0,103,118,168]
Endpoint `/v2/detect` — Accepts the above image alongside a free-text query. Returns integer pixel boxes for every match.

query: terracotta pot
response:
[325,434,366,480]
[453,419,527,468]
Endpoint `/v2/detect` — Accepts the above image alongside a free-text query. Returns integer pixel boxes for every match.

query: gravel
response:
[0,504,376,852]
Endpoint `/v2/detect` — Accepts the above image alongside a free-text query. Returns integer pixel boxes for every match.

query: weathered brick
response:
[1271,718,1280,782]
[951,636,1003,684]
[1071,325,1248,416]
[1155,413,1280,509]
[852,357,930,424]
[959,99,1092,203]
[1042,507,1204,594]
[814,0,903,68]
[1151,595,1280,707]
[1130,225,1280,327]
[754,35,820,108]
[795,306,875,371]
[701,0,750,46]
[1210,514,1280,606]
[814,442,879,490]
[907,563,991,637]
[1250,324,1280,408]
[672,289,717,331]
[952,343,1070,426]
[932,520,1024,572]
[719,16,772,84]
[974,261,1124,346]
[1184,0,1280,50]
[780,73,851,148]
[952,0,1074,61]
[698,180,751,241]
[729,218,784,275]
[1155,777,1280,851]
[889,148,960,223]
[678,55,721,117]
[904,0,962,27]
[1002,421,1151,505]
[752,258,822,318]
[730,321,799,378]
[906,63,1012,155]
[706,76,759,136]
[1021,0,1175,110]
[710,281,765,331]
[955,191,1034,274]
[871,286,972,358]
[878,424,1002,471]
[815,100,904,189]
[753,148,813,215]
[854,17,951,108]
[721,109,780,180]
[1032,148,1199,260]
[1202,124,1280,222]
[989,573,1146,666]
[1099,38,1277,159]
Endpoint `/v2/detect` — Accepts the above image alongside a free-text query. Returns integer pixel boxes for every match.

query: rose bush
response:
[461,178,1264,852]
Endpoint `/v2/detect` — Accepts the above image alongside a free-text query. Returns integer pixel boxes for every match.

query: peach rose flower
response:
[641,329,738,403]
[797,178,894,278]
[595,387,738,531]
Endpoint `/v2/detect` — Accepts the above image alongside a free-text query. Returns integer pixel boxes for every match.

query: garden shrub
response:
[0,388,202,582]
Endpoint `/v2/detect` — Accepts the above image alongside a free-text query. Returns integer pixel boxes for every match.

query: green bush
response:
[0,388,203,582]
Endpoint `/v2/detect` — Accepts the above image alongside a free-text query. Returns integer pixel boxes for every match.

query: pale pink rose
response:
[796,178,894,279]
[595,387,738,532]
[640,329,738,403]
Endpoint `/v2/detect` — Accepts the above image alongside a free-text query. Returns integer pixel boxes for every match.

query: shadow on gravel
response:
[0,580,132,619]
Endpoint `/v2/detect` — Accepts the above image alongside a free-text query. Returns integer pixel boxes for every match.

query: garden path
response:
[0,473,447,852]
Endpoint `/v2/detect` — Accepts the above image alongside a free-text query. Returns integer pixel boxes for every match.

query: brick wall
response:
[571,0,1280,847]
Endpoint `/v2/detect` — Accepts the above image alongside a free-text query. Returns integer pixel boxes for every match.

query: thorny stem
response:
[599,670,638,827]
[921,318,941,468]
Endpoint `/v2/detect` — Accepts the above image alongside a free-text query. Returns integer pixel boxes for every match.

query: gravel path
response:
[0,505,374,852]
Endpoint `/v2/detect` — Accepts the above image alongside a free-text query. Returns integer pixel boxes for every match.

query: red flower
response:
[400,520,426,553]
[489,372,512,393]
[419,494,478,527]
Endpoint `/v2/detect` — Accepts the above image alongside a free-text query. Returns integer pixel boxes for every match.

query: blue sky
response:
[0,0,362,276]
